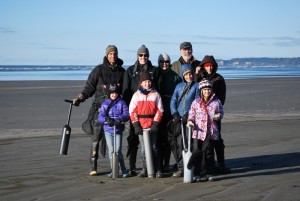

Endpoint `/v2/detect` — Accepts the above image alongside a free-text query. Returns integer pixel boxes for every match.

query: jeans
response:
[104,131,127,174]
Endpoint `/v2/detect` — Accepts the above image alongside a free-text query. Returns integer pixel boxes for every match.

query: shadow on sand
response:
[220,152,300,180]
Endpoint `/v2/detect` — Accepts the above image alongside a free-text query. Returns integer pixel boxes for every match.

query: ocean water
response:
[0,65,300,81]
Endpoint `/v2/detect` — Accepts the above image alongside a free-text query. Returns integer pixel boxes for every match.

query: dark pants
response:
[90,116,104,172]
[157,115,172,172]
[192,138,215,176]
[127,122,139,171]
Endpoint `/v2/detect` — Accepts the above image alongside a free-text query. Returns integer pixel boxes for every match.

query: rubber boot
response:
[89,141,99,176]
[138,160,147,178]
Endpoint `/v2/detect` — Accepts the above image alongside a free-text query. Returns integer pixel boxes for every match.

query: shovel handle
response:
[65,99,73,104]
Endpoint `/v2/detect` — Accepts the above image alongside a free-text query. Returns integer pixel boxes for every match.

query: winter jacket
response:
[188,94,224,141]
[157,67,182,116]
[81,57,125,108]
[98,97,130,133]
[129,88,163,129]
[199,55,226,105]
[122,60,159,105]
[170,64,199,117]
[171,56,200,77]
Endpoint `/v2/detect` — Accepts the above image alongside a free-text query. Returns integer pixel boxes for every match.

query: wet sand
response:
[0,78,300,201]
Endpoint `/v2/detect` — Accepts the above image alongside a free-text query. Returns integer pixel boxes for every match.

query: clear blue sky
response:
[1,0,300,65]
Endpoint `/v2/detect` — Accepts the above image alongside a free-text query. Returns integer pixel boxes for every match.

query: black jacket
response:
[122,60,159,105]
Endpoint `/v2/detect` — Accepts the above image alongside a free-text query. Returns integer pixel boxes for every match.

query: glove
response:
[72,93,86,106]
[173,112,180,123]
[114,119,121,126]
[150,121,159,134]
[105,117,114,126]
[214,113,221,121]
[187,121,194,127]
[133,122,143,135]
[182,113,188,124]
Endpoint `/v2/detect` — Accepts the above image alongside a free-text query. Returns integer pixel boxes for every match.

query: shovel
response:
[182,119,194,183]
[59,99,73,155]
[143,128,155,178]
[112,125,119,178]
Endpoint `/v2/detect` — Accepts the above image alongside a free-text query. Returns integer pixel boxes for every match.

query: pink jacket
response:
[188,94,224,141]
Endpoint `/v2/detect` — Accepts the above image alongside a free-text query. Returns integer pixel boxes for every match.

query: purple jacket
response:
[98,97,130,133]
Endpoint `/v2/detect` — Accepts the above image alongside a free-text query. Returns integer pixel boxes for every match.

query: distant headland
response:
[216,57,300,67]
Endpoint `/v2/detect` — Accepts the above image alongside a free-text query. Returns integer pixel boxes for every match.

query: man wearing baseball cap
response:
[171,42,201,79]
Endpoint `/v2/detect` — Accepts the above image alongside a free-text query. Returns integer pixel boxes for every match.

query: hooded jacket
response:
[199,55,226,105]
[98,97,130,133]
[81,56,125,108]
[188,93,224,141]
[170,64,199,117]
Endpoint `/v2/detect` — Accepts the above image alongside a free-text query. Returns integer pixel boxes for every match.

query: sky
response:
[1,0,300,65]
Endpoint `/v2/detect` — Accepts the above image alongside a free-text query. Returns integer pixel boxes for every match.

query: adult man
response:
[72,45,125,176]
[171,42,201,79]
[122,45,159,177]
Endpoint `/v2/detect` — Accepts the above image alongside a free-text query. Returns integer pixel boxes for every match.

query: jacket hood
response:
[179,63,193,81]
[103,56,124,68]
[200,55,218,74]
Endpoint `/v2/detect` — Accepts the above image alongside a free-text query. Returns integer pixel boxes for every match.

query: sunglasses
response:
[139,54,148,58]
[160,60,170,64]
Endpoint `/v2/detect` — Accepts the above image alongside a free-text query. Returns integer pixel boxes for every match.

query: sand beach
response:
[0,78,300,201]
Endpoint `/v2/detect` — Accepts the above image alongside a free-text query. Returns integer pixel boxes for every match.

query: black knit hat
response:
[139,71,152,82]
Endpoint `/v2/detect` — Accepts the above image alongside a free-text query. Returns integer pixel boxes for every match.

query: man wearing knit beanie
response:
[137,45,149,57]
[72,44,125,176]
[106,45,118,57]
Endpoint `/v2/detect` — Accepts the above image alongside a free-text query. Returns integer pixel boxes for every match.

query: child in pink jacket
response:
[187,79,224,182]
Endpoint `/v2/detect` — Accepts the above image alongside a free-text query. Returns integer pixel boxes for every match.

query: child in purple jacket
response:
[98,84,130,178]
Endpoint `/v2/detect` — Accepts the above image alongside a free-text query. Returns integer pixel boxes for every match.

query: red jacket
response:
[129,88,163,128]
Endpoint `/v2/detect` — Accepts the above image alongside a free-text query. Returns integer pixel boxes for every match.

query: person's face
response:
[202,88,212,98]
[140,80,152,90]
[184,72,193,83]
[180,47,192,61]
[110,92,118,100]
[138,53,149,65]
[204,65,214,75]
[159,60,170,70]
[107,51,117,65]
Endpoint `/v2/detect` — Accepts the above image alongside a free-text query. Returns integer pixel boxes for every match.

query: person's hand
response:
[214,113,221,121]
[150,121,159,134]
[114,119,121,126]
[195,66,202,74]
[72,93,86,106]
[105,117,114,126]
[133,122,143,135]
[187,121,194,127]
[173,112,180,123]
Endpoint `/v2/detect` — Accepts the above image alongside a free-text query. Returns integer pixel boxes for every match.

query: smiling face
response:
[180,47,192,61]
[159,60,170,70]
[138,53,149,65]
[140,80,152,90]
[183,72,193,83]
[107,51,117,65]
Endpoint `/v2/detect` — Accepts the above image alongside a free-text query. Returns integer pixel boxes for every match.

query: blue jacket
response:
[170,64,199,117]
[98,97,130,133]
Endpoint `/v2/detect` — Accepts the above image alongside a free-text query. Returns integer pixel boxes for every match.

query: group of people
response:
[72,42,230,182]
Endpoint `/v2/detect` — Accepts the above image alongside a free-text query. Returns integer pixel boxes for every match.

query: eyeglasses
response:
[160,60,170,64]
[139,54,148,58]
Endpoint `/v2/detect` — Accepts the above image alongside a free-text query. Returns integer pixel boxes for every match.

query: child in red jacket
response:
[129,71,164,177]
